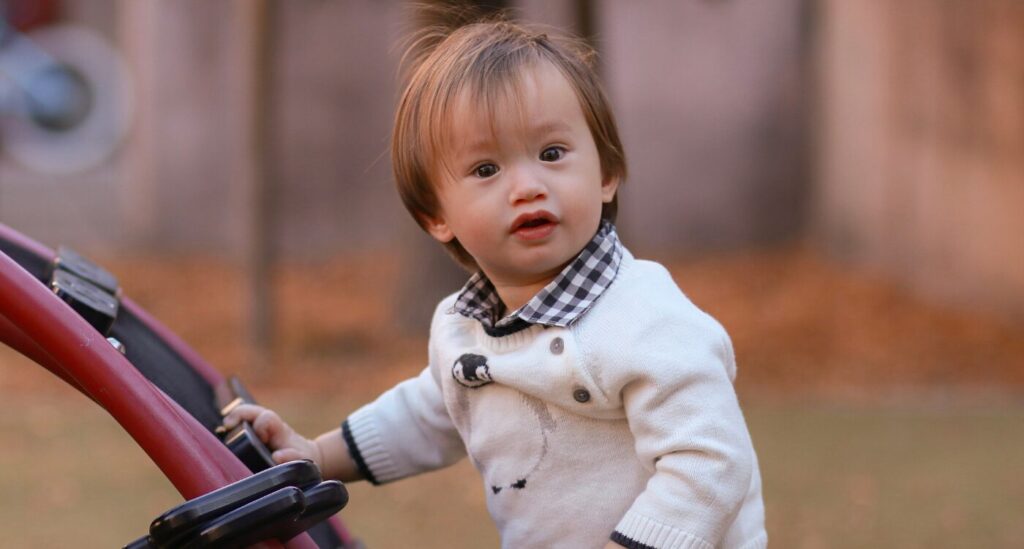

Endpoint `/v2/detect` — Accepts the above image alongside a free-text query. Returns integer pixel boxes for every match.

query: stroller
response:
[0,222,362,548]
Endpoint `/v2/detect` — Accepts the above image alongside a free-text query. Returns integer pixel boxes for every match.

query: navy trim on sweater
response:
[341,419,379,485]
[480,316,533,337]
[611,531,658,549]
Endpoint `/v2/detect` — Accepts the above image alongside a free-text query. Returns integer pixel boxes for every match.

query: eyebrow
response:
[531,121,571,135]
[452,121,573,159]
[457,137,497,158]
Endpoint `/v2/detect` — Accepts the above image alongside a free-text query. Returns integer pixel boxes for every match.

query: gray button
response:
[549,337,564,355]
[573,388,590,403]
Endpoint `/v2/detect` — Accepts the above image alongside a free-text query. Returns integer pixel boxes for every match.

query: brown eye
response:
[474,163,498,178]
[540,147,564,162]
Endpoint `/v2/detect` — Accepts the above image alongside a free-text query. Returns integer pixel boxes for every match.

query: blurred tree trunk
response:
[230,0,275,372]
[393,225,467,335]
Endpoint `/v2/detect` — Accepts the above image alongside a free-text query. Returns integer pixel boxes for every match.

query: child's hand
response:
[222,404,324,468]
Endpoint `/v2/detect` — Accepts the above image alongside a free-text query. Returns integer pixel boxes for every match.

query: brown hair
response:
[392,7,627,270]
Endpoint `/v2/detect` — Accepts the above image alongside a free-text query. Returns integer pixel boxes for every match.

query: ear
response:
[424,214,455,243]
[600,175,620,203]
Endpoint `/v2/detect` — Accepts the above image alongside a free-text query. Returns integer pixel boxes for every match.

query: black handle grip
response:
[148,460,321,547]
[182,486,307,549]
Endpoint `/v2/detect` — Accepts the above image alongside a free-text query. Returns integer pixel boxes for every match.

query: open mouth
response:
[511,211,558,238]
[518,218,551,229]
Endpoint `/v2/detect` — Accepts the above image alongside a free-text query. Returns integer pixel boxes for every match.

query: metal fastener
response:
[549,337,564,355]
[106,337,126,355]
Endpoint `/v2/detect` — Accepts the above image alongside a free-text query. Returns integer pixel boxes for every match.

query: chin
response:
[520,253,574,278]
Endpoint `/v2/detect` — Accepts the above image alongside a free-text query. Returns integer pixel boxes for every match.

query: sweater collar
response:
[454,219,624,336]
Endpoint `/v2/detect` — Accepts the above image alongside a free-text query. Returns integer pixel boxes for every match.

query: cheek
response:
[448,207,498,249]
[560,186,604,235]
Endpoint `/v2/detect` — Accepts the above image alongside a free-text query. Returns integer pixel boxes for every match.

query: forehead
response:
[442,61,585,150]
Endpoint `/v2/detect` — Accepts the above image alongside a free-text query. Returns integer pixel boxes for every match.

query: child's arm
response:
[610,322,756,548]
[222,404,362,482]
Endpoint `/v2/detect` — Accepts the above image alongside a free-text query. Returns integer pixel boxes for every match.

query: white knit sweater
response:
[345,251,767,548]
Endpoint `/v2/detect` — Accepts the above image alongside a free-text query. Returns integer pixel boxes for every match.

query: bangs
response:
[419,44,538,183]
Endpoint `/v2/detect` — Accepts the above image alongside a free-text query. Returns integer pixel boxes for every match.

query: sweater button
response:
[549,337,564,355]
[573,388,591,403]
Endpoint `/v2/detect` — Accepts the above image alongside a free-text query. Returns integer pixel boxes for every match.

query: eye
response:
[539,146,565,162]
[473,163,499,178]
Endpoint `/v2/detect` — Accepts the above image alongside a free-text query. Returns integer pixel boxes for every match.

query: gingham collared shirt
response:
[453,219,624,336]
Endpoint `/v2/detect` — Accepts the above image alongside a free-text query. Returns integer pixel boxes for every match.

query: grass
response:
[750,402,1024,548]
[0,373,1022,548]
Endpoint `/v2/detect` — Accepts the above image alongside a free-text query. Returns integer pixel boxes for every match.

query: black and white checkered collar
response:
[454,219,624,337]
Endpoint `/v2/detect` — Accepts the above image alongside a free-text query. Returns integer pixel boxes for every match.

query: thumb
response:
[272,448,306,464]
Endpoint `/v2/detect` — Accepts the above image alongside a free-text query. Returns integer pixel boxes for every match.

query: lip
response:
[510,210,559,240]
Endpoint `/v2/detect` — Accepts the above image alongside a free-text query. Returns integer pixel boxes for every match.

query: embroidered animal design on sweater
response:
[451,352,558,495]
[452,353,493,388]
[487,393,556,494]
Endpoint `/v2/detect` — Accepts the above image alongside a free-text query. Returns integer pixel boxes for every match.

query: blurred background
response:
[0,0,1022,547]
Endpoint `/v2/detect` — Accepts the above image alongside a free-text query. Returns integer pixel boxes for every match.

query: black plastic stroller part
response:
[45,246,120,336]
[51,245,119,294]
[111,305,223,430]
[188,481,351,549]
[182,486,307,549]
[215,375,279,473]
[0,235,50,283]
[147,460,323,547]
[190,481,350,548]
[123,487,313,549]
[49,268,118,335]
[222,421,278,473]
[281,481,350,542]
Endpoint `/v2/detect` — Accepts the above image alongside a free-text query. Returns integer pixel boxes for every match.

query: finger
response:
[251,409,291,448]
[222,403,265,428]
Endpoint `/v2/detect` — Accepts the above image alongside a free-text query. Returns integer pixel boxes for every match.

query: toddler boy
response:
[226,14,766,549]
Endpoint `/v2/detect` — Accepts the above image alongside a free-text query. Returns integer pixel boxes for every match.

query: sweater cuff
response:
[612,512,714,549]
[342,405,401,485]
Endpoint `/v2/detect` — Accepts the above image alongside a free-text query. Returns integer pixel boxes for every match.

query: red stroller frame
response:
[0,223,358,548]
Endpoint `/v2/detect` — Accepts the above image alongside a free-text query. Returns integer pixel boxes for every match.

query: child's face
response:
[425,62,619,286]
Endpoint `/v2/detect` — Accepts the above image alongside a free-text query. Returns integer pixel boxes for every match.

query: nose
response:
[507,165,547,205]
